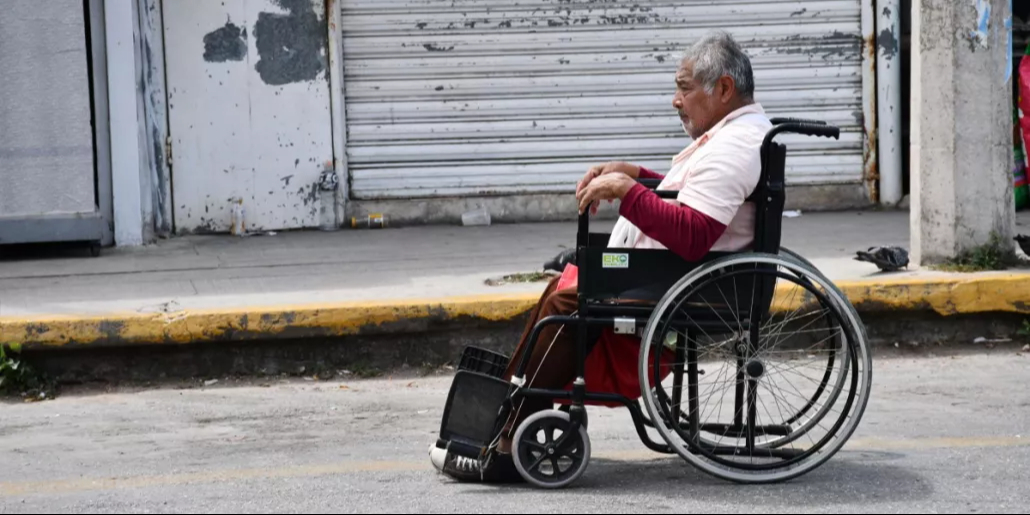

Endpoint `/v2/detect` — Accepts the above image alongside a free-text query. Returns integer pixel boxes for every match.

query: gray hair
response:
[682,31,755,101]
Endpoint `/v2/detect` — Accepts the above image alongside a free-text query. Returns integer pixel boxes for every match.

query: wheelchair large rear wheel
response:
[639,254,871,484]
[645,252,857,451]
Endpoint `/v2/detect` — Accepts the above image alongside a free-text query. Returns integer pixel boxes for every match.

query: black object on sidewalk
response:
[1016,235,1030,256]
[855,246,910,272]
[543,248,577,273]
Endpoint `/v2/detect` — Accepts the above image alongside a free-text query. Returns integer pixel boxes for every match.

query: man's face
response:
[673,61,721,140]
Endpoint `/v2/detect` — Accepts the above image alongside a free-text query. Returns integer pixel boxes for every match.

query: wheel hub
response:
[745,360,765,379]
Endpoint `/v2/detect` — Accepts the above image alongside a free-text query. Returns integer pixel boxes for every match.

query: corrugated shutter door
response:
[340,0,865,200]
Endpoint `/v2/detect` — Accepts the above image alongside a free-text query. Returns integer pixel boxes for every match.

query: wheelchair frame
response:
[438,118,870,488]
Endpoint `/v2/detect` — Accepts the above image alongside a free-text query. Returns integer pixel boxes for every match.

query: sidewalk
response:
[1,211,1028,349]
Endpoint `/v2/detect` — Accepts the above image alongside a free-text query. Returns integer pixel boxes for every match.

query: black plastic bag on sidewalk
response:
[543,248,577,273]
[1017,235,1030,256]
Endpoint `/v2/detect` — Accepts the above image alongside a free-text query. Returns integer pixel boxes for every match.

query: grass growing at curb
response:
[930,233,1022,273]
[1,344,56,401]
[485,271,554,286]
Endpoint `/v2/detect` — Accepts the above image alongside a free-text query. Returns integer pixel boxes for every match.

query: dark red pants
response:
[497,274,677,445]
[499,275,603,440]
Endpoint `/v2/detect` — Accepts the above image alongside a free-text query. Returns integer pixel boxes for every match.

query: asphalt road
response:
[2,349,1029,513]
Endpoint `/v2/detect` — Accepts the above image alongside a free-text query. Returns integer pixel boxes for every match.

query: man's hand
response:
[576,173,637,215]
[576,161,641,197]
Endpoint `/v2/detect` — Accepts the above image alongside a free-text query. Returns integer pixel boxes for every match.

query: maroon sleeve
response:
[618,183,728,262]
[637,166,665,180]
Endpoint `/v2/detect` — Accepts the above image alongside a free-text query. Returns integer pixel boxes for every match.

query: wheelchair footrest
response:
[435,439,486,460]
[437,370,513,459]
[457,346,510,379]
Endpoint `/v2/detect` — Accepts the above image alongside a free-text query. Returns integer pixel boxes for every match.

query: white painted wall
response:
[163,0,335,234]
[107,0,145,246]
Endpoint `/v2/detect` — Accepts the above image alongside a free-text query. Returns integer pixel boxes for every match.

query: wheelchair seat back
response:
[751,139,788,256]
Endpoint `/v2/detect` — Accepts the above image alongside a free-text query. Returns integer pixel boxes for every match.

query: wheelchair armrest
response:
[574,184,681,247]
[635,179,677,199]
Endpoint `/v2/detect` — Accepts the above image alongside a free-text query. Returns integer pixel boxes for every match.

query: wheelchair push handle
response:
[789,122,840,140]
[635,179,678,199]
[764,122,840,147]
[770,117,828,126]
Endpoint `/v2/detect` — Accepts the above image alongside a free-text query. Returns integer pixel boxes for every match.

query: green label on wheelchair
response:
[602,253,629,269]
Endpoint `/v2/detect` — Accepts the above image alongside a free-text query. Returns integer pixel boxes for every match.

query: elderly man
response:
[431,30,772,483]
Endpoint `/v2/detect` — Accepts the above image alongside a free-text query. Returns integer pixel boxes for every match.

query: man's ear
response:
[718,76,736,104]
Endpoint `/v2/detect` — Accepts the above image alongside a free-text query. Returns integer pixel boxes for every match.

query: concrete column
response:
[106,0,145,246]
[911,0,1015,265]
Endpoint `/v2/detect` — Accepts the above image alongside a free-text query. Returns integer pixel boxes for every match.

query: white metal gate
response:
[0,0,110,247]
[1,1,96,218]
[340,0,867,200]
[164,0,335,233]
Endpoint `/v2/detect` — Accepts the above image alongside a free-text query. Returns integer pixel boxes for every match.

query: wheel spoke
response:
[524,441,547,454]
[527,451,550,473]
[641,256,871,481]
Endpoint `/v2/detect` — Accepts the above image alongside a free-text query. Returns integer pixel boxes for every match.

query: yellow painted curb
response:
[0,294,540,350]
[1,274,1028,350]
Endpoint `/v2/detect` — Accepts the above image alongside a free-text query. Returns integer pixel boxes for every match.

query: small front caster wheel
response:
[512,409,591,489]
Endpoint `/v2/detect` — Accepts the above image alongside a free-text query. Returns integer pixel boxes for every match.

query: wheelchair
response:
[435,119,872,488]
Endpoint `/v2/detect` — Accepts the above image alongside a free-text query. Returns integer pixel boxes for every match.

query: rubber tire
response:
[639,253,872,485]
[512,410,591,489]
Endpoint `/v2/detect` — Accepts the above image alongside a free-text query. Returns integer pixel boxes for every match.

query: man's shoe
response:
[428,445,523,484]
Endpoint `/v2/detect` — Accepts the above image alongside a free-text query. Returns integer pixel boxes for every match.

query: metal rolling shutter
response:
[340,0,866,200]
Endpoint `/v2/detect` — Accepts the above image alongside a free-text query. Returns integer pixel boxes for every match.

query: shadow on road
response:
[459,449,931,508]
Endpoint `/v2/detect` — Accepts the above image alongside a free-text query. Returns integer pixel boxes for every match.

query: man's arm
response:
[637,166,666,181]
[619,138,761,261]
[618,183,727,262]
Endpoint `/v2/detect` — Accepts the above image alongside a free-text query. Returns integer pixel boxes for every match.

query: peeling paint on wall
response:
[877,27,898,59]
[254,0,327,85]
[1005,0,1013,84]
[165,0,334,233]
[203,20,248,62]
[969,0,992,50]
[139,0,173,237]
[423,43,455,52]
